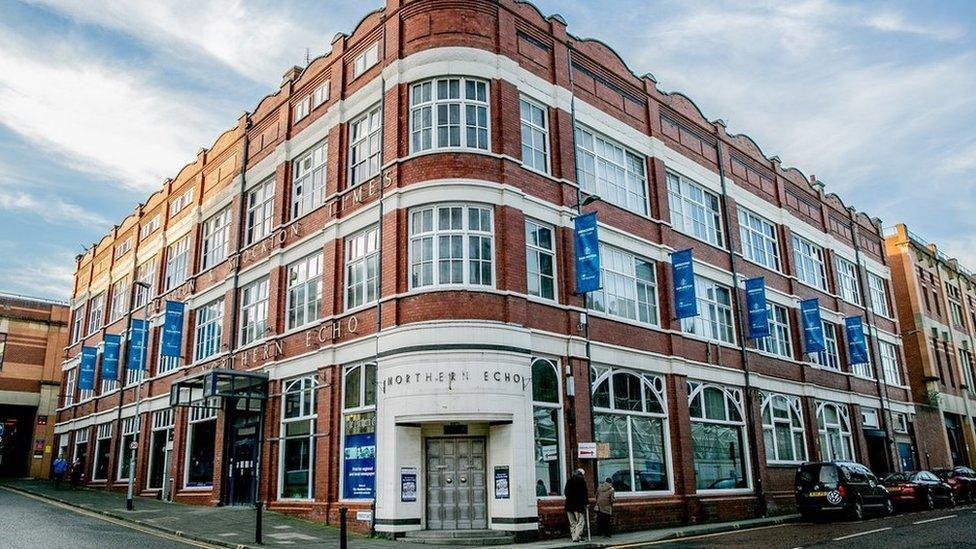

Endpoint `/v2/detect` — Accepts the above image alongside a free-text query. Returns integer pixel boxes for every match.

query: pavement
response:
[0,478,799,548]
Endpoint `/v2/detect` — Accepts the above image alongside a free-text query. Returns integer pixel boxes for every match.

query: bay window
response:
[760,393,807,463]
[575,125,647,215]
[409,77,489,152]
[688,381,748,491]
[280,377,316,499]
[409,204,493,289]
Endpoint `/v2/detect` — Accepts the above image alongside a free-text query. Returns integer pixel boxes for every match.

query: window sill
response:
[695,488,753,496]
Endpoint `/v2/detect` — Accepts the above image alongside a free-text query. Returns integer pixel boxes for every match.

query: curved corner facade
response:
[55,0,918,540]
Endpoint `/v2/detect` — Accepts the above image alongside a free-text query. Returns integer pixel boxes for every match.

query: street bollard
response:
[255,501,263,544]
[339,507,348,549]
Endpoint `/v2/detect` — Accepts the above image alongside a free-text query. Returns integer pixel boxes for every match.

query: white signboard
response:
[542,445,558,462]
[577,442,597,459]
[356,510,373,522]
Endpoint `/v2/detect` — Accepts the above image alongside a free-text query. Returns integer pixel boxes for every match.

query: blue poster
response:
[574,212,601,294]
[845,316,869,364]
[800,299,826,353]
[127,318,148,371]
[670,249,698,319]
[342,432,376,499]
[161,300,185,358]
[102,334,121,381]
[745,277,769,339]
[79,346,97,390]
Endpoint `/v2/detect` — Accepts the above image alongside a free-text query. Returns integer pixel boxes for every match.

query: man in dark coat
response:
[564,468,589,542]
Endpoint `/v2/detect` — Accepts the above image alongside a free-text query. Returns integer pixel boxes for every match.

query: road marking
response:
[607,523,793,547]
[913,514,956,525]
[0,486,220,548]
[832,527,891,541]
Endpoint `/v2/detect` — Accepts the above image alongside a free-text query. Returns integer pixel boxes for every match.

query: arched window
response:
[687,381,748,491]
[817,402,854,461]
[592,366,669,493]
[760,393,807,464]
[532,359,562,497]
[280,376,316,499]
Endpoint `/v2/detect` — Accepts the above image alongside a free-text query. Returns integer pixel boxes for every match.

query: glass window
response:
[109,277,129,322]
[868,273,890,317]
[353,43,379,77]
[291,142,327,219]
[576,125,647,215]
[312,81,330,108]
[342,364,376,500]
[71,305,84,344]
[194,299,223,361]
[533,359,562,497]
[293,97,310,122]
[520,97,549,173]
[185,402,217,487]
[87,293,104,335]
[287,254,322,329]
[280,377,316,499]
[688,381,747,491]
[348,105,382,186]
[63,368,76,407]
[880,340,901,385]
[817,402,854,461]
[245,179,275,245]
[116,416,140,481]
[148,410,173,490]
[525,220,555,301]
[761,393,807,463]
[91,422,113,481]
[756,304,792,358]
[73,429,88,464]
[408,204,493,288]
[590,245,657,325]
[737,207,779,270]
[680,277,735,344]
[133,258,156,309]
[164,236,190,291]
[240,278,269,345]
[810,321,841,370]
[409,77,489,152]
[345,227,379,310]
[667,172,722,246]
[592,367,669,493]
[157,326,181,375]
[836,257,861,305]
[792,235,827,290]
[201,208,231,270]
[946,283,964,327]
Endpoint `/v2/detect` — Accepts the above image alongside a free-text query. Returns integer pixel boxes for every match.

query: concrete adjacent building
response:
[0,292,69,479]
[55,0,915,541]
[884,224,976,470]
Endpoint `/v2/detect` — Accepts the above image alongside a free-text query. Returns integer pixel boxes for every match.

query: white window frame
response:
[879,340,901,385]
[72,428,89,463]
[810,321,841,370]
[140,214,160,239]
[184,400,218,489]
[340,363,376,501]
[87,293,104,335]
[194,299,224,362]
[147,409,173,490]
[245,179,275,246]
[91,422,113,481]
[525,219,556,301]
[760,393,807,464]
[353,42,379,77]
[791,235,827,290]
[63,368,76,407]
[892,412,909,433]
[200,208,231,271]
[737,207,779,271]
[667,171,722,246]
[116,416,140,481]
[590,245,658,325]
[291,142,327,220]
[756,304,793,358]
[680,277,735,344]
[576,125,648,216]
[109,277,129,322]
[817,402,854,461]
[164,237,190,291]
[286,254,322,330]
[279,376,317,500]
[71,305,84,344]
[157,327,181,375]
[836,257,861,305]
[293,96,310,122]
[532,358,565,498]
[239,278,269,346]
[348,104,382,187]
[409,77,489,153]
[134,258,156,309]
[169,188,194,216]
[519,96,549,174]
[687,381,750,493]
[868,273,890,317]
[312,81,330,108]
[114,237,132,259]
[947,283,965,327]
[345,227,379,311]
[408,204,494,289]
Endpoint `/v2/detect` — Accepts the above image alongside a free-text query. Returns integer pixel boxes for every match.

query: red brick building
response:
[55,0,915,541]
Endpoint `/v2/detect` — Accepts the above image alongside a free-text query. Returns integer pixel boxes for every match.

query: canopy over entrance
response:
[169,368,269,408]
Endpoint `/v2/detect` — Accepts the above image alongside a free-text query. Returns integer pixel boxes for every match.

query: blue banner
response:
[79,346,97,390]
[574,212,601,294]
[670,249,698,319]
[127,318,148,371]
[745,277,769,339]
[342,431,376,499]
[800,299,826,353]
[102,334,121,381]
[161,301,185,358]
[845,316,869,364]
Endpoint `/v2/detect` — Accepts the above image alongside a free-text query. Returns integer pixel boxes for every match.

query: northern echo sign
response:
[380,366,531,394]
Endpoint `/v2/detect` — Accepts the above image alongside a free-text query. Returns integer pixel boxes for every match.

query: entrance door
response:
[225,401,260,506]
[426,438,487,530]
[863,432,890,475]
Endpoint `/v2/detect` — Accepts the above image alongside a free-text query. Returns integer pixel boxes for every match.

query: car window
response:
[884,473,910,483]
[921,472,937,482]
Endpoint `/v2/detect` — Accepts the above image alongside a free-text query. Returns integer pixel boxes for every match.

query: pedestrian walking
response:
[595,477,615,538]
[70,457,84,489]
[564,468,588,542]
[52,454,68,490]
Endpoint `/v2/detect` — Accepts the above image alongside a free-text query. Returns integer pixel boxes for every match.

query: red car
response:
[882,470,956,510]
[932,467,976,503]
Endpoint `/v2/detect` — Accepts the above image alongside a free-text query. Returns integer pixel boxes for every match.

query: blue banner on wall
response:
[800,299,826,353]
[128,318,148,371]
[102,334,121,381]
[745,277,769,339]
[79,346,97,390]
[670,249,698,319]
[161,301,185,358]
[845,316,869,364]
[342,431,376,500]
[574,212,601,294]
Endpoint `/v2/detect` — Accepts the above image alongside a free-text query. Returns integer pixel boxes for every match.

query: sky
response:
[0,0,974,301]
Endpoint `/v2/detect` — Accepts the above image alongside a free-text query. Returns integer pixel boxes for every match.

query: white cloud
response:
[0,244,77,300]
[0,187,110,228]
[865,12,963,42]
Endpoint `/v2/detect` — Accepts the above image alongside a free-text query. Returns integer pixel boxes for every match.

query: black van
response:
[795,461,893,520]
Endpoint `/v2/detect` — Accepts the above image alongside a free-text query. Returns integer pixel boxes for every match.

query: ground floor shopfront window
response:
[342,363,376,500]
[688,381,748,491]
[148,409,173,490]
[185,402,217,488]
[73,429,88,466]
[280,376,316,499]
[533,358,563,496]
[91,423,112,482]
[592,366,669,493]
[816,402,853,461]
[116,416,140,481]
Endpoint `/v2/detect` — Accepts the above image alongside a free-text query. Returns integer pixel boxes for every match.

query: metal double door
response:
[425,437,487,530]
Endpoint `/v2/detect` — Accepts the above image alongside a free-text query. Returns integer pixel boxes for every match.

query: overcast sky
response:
[1,0,974,300]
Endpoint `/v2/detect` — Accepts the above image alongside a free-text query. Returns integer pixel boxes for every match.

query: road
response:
[0,487,217,549]
[626,502,976,549]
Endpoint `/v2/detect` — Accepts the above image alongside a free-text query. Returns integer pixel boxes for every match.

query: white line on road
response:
[607,523,793,547]
[832,527,891,541]
[913,514,957,525]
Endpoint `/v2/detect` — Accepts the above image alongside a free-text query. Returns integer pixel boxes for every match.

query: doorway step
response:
[400,529,515,545]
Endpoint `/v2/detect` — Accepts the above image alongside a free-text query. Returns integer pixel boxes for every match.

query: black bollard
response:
[255,501,263,544]
[339,507,348,549]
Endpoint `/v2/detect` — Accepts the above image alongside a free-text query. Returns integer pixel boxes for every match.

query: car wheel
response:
[883,498,895,516]
[849,500,864,521]
[925,492,936,511]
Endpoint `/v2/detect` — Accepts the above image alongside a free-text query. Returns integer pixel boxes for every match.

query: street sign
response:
[356,510,373,522]
[578,442,597,459]
[129,441,138,450]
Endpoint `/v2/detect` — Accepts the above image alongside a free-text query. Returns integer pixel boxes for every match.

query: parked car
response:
[932,467,976,503]
[882,470,955,510]
[795,461,893,520]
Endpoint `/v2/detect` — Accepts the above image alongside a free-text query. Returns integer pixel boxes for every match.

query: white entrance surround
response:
[374,349,538,535]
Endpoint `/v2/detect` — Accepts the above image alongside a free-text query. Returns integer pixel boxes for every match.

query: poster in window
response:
[494,466,510,499]
[401,467,417,502]
[342,412,376,499]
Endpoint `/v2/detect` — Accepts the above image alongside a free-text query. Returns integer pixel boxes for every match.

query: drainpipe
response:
[712,135,766,517]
